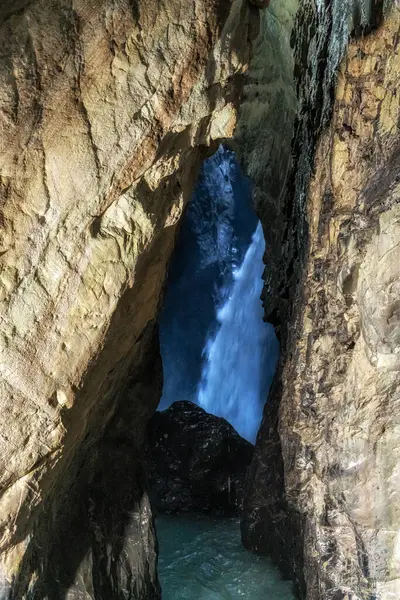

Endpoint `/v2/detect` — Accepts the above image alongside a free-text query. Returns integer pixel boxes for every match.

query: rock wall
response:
[1,0,399,598]
[243,3,400,599]
[146,401,253,515]
[0,0,261,597]
[235,0,298,287]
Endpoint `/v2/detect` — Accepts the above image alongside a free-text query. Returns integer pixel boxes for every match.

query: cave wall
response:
[235,0,298,299]
[1,0,399,598]
[0,0,262,596]
[242,2,400,599]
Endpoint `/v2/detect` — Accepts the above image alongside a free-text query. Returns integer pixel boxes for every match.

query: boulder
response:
[146,402,253,515]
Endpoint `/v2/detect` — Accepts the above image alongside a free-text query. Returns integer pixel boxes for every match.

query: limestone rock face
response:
[146,401,253,515]
[243,5,400,599]
[0,0,261,597]
[1,0,399,597]
[235,0,298,273]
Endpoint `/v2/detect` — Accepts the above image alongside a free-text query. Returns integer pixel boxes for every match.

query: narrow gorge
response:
[0,1,399,599]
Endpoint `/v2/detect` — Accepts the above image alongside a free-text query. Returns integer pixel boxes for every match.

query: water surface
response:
[157,515,295,600]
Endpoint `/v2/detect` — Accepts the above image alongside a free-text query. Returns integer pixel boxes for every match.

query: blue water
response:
[159,146,257,409]
[157,515,295,600]
[198,223,278,443]
[159,146,279,441]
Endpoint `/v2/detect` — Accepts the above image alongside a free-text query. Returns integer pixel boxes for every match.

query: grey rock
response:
[146,401,253,515]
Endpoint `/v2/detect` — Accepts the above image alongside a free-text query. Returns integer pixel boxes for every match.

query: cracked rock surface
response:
[0,0,259,597]
[243,5,400,599]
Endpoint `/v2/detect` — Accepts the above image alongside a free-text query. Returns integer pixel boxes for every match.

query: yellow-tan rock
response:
[0,0,260,596]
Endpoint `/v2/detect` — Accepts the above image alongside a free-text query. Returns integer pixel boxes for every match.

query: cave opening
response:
[147,146,291,599]
[158,145,280,443]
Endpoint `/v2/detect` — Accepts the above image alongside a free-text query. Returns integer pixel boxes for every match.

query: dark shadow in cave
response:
[6,240,167,600]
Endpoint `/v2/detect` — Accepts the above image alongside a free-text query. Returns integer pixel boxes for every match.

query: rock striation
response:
[146,401,253,515]
[0,0,263,597]
[242,3,400,599]
[0,0,399,598]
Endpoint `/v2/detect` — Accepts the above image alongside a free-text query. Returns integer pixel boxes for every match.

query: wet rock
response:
[242,4,400,599]
[248,0,271,8]
[146,402,253,515]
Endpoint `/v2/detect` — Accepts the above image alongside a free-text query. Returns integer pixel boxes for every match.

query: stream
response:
[157,515,295,600]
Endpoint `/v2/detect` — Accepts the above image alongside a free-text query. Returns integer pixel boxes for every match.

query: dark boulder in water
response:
[146,401,253,515]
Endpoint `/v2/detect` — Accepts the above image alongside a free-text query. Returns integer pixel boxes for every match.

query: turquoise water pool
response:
[157,515,295,600]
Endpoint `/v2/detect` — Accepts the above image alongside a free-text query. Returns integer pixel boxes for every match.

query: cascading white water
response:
[159,146,257,409]
[159,145,278,441]
[198,222,278,444]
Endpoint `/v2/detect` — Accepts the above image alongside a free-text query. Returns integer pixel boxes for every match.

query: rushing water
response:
[159,146,278,442]
[198,223,278,443]
[159,146,257,410]
[157,515,295,600]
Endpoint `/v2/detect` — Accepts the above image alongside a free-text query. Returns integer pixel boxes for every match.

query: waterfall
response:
[159,146,256,409]
[159,145,278,442]
[198,222,279,444]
